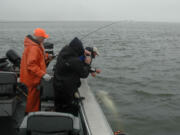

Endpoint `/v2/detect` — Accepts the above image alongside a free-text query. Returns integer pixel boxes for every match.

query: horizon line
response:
[0,20,180,24]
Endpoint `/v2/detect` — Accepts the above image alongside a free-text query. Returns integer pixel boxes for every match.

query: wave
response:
[134,90,175,97]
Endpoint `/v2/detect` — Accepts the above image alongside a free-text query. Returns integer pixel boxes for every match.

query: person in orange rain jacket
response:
[20,28,52,114]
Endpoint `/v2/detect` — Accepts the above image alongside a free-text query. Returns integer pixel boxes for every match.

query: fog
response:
[0,0,180,22]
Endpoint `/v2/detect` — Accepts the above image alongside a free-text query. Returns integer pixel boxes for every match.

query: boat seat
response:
[19,111,80,135]
[0,71,17,97]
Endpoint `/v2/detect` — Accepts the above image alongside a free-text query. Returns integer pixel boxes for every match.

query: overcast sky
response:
[0,0,180,22]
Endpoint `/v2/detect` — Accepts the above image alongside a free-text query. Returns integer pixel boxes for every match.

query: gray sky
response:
[0,0,180,22]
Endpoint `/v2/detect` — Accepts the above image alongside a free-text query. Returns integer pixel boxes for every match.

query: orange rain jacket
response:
[20,35,48,112]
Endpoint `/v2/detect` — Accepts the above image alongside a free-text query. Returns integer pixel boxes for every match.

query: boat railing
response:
[79,100,92,135]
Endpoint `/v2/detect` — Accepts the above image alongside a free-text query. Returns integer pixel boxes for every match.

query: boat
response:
[0,46,124,135]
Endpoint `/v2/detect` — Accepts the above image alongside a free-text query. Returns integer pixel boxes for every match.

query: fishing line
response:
[80,22,118,41]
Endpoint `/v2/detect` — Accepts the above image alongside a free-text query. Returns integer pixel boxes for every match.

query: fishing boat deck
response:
[0,79,114,135]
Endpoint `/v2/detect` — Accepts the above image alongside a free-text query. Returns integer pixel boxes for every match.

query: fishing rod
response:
[54,22,118,48]
[80,22,118,41]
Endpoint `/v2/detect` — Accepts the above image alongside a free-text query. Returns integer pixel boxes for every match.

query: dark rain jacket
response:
[53,37,90,101]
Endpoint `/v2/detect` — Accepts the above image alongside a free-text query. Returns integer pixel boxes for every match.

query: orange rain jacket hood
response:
[20,35,47,87]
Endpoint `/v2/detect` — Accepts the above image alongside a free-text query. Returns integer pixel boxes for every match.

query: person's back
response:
[53,37,91,116]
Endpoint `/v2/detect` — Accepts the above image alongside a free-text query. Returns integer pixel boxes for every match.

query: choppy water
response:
[1,21,180,135]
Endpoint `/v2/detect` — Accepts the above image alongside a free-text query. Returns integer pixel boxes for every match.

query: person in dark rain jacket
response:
[53,37,91,116]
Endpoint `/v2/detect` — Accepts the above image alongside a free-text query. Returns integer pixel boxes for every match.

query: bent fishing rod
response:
[59,22,118,46]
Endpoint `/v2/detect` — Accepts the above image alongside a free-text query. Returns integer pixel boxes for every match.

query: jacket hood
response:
[24,35,40,47]
[69,37,84,56]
